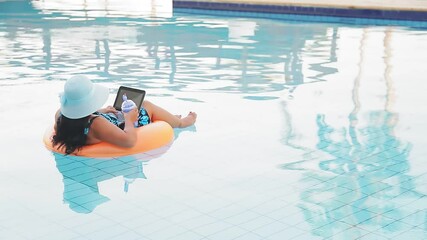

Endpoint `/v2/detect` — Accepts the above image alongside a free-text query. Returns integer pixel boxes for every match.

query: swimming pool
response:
[1,1,426,239]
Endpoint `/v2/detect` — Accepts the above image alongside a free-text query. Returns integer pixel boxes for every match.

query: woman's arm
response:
[89,108,138,148]
[97,106,118,114]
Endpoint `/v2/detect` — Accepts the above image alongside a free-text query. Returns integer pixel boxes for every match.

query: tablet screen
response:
[113,86,146,111]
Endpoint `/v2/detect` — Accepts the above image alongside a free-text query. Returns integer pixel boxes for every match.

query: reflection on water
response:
[0,0,337,96]
[50,126,190,214]
[95,39,111,73]
[280,29,426,238]
[282,110,425,238]
[1,0,426,236]
[314,112,414,222]
[52,151,167,213]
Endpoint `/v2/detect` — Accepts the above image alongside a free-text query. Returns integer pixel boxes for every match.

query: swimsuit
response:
[83,108,151,135]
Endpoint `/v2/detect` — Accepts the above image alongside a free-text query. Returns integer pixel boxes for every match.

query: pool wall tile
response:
[173,0,427,22]
[175,7,427,27]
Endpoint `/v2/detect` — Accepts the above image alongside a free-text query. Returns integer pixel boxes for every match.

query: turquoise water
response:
[1,1,427,239]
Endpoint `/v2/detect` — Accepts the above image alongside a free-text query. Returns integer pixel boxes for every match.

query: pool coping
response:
[173,0,427,21]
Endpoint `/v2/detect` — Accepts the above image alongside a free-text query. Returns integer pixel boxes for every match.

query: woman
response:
[53,75,197,155]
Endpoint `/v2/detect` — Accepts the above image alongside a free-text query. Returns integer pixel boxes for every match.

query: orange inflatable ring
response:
[43,121,174,157]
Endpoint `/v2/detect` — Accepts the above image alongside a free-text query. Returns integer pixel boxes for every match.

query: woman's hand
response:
[123,108,138,123]
[98,106,118,114]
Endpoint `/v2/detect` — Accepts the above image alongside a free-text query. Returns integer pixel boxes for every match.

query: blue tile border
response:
[173,0,427,22]
[174,7,427,28]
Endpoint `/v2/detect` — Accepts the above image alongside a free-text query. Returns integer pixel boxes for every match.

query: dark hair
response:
[52,114,89,155]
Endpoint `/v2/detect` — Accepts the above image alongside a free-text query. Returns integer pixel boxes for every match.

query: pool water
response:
[1,1,426,239]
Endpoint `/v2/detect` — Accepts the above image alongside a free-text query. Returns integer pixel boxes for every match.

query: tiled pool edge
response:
[173,0,427,22]
[174,8,427,28]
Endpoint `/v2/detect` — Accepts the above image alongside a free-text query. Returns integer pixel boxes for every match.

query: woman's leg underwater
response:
[142,100,196,128]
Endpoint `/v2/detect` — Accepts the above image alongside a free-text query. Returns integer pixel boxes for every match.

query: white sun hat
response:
[60,75,109,119]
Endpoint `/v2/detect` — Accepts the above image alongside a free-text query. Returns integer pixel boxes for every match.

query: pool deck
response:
[173,0,427,21]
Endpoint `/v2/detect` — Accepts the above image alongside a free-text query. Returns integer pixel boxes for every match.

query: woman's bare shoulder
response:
[88,116,120,139]
[89,115,136,148]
